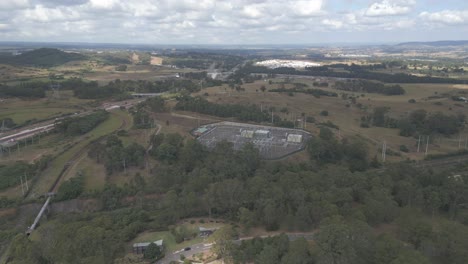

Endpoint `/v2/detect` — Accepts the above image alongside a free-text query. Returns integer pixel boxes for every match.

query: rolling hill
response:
[397,40,468,47]
[3,48,87,67]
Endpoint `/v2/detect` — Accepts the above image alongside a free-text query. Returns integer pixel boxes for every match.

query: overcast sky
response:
[0,0,467,44]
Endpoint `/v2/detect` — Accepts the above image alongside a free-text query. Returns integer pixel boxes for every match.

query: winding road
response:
[157,232,315,264]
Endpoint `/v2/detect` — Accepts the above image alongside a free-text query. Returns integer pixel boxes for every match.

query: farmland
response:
[0,46,468,264]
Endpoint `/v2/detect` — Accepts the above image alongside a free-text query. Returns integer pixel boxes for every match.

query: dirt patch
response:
[131,53,139,64]
[453,84,468,90]
[0,208,16,218]
[150,56,163,65]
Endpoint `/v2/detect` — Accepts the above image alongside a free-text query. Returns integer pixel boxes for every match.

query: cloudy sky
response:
[0,0,467,44]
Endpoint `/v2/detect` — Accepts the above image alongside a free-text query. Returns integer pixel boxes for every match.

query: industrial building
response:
[193,122,311,159]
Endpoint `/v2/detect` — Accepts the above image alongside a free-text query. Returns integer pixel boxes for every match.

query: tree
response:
[256,245,280,264]
[372,107,389,127]
[307,137,342,164]
[212,226,237,261]
[373,234,403,264]
[316,217,356,264]
[238,207,256,231]
[319,127,334,141]
[143,243,162,261]
[115,65,127,71]
[281,238,313,264]
[390,249,430,264]
[260,85,266,92]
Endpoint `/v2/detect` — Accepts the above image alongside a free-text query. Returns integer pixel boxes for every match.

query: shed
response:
[133,240,164,254]
[199,227,218,237]
[287,134,303,143]
[193,127,209,137]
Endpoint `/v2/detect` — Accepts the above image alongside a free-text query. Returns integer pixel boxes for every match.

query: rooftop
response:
[133,239,163,248]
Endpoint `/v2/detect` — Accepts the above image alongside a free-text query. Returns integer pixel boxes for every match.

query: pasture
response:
[193,78,468,160]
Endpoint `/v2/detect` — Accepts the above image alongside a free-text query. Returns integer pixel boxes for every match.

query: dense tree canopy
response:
[55,110,109,136]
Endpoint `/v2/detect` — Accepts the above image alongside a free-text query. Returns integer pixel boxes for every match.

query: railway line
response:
[25,108,132,235]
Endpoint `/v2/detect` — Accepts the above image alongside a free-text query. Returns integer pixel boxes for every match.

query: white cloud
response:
[0,0,465,44]
[21,5,80,22]
[365,0,415,17]
[322,19,343,29]
[0,0,30,10]
[290,0,323,17]
[419,10,468,25]
[241,4,264,18]
[89,0,120,10]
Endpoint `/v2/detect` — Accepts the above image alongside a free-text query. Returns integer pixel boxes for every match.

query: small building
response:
[254,130,271,139]
[241,130,254,138]
[193,127,209,137]
[199,227,218,237]
[133,240,163,254]
[287,134,303,143]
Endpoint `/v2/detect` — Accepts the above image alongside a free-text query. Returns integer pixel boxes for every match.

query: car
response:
[184,247,191,251]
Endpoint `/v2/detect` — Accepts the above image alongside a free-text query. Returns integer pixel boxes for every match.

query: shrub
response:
[320,110,329,116]
[399,145,409,152]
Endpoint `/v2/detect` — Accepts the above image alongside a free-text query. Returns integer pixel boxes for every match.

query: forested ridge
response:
[1,48,86,67]
[5,128,468,263]
[238,64,468,84]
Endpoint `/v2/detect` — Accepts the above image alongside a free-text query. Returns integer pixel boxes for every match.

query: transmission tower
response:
[0,120,7,133]
[50,83,61,100]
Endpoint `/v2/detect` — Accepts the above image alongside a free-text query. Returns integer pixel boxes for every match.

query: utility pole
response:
[465,136,467,149]
[425,136,429,156]
[417,135,421,153]
[24,173,29,191]
[20,176,24,196]
[271,110,274,124]
[459,135,462,149]
[382,141,386,162]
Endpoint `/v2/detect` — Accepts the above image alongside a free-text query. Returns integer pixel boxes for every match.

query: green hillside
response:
[5,48,86,67]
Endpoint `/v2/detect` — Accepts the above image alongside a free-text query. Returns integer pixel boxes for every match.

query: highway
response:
[0,98,143,147]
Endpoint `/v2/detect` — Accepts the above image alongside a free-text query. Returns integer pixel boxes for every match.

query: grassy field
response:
[193,78,468,160]
[28,110,127,198]
[0,92,90,126]
[0,64,49,83]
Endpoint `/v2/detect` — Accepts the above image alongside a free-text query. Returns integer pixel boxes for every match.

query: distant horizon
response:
[1,39,468,48]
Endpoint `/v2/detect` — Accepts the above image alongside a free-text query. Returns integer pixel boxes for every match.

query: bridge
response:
[26,193,55,236]
[131,93,166,98]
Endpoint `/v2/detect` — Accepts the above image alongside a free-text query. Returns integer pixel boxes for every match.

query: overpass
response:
[131,93,166,98]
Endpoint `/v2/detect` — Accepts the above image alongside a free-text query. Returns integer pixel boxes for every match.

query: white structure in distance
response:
[255,59,321,69]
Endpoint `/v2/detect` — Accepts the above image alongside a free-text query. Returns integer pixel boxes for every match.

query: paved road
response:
[157,243,213,264]
[157,233,314,264]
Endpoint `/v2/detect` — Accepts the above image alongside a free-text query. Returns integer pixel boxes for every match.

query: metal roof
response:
[255,130,270,135]
[199,227,218,232]
[133,240,163,248]
[287,134,303,143]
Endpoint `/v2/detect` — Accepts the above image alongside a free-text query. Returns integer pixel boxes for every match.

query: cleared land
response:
[194,78,468,160]
[0,91,90,126]
[150,56,163,65]
[27,110,127,198]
